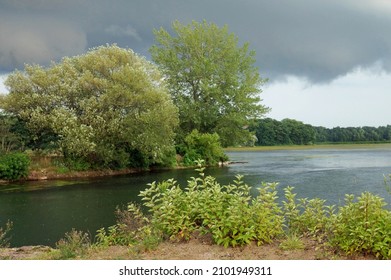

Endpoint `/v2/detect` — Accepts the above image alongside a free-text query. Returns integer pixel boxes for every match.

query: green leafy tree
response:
[0,114,21,153]
[150,20,269,147]
[281,119,315,145]
[253,118,315,146]
[1,45,179,169]
[178,129,228,166]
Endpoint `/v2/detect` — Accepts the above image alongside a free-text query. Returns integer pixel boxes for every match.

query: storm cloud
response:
[1,0,391,82]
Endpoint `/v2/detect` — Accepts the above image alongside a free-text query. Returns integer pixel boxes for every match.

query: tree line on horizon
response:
[252,118,391,146]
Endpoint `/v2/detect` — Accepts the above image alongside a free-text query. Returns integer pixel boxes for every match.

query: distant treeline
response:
[251,118,391,146]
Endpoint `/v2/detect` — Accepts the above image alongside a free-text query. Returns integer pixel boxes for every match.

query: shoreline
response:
[1,167,147,184]
[1,161,229,184]
[224,142,391,152]
[26,167,145,181]
[3,142,391,183]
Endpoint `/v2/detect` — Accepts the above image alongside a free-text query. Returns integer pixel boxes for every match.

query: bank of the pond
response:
[23,162,227,182]
[26,167,144,181]
[225,143,391,152]
[21,155,215,182]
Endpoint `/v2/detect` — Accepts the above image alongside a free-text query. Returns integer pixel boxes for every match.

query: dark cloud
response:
[0,14,86,71]
[1,0,391,82]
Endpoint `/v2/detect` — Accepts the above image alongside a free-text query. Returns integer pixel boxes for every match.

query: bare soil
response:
[0,236,375,260]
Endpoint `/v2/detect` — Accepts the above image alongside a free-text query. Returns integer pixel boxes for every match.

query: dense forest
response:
[252,118,391,146]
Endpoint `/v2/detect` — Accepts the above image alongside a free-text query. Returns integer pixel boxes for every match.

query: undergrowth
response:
[51,229,90,259]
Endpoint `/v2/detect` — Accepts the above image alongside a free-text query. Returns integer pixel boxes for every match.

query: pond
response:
[1,147,391,247]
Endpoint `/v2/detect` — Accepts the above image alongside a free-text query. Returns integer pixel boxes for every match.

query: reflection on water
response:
[0,180,90,193]
[1,148,391,246]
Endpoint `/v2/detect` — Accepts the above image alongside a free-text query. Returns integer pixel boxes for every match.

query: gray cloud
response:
[222,0,391,81]
[1,0,391,82]
[0,14,87,71]
[104,25,142,42]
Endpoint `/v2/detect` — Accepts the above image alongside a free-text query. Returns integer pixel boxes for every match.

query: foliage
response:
[56,156,91,172]
[0,152,30,180]
[330,193,391,259]
[318,126,391,143]
[95,225,135,248]
[0,114,23,153]
[95,204,159,250]
[0,114,59,153]
[282,187,391,259]
[138,165,283,247]
[279,234,305,251]
[0,220,13,248]
[150,20,269,147]
[1,45,179,169]
[252,118,316,146]
[282,186,335,239]
[177,129,228,166]
[54,229,90,259]
[252,117,391,146]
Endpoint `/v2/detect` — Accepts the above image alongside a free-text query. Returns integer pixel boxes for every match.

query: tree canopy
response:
[0,45,179,169]
[252,118,391,146]
[150,20,269,147]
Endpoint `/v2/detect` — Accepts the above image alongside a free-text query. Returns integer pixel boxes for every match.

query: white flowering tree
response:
[0,45,179,168]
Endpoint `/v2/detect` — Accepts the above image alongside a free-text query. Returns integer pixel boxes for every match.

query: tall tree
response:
[150,20,269,147]
[1,45,179,168]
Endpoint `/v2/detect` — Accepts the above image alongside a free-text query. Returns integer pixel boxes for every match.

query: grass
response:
[224,143,391,152]
[279,234,305,251]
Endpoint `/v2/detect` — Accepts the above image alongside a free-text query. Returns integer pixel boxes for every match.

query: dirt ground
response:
[140,238,322,260]
[0,235,374,260]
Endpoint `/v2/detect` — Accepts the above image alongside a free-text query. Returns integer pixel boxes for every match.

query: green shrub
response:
[178,130,228,166]
[138,166,283,247]
[199,175,258,247]
[0,152,30,180]
[139,178,195,241]
[251,182,284,245]
[0,220,13,248]
[54,229,90,259]
[330,193,391,259]
[279,234,305,251]
[282,187,391,259]
[95,204,158,248]
[282,186,335,240]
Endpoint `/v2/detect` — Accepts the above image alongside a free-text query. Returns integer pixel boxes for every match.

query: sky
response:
[1,0,391,128]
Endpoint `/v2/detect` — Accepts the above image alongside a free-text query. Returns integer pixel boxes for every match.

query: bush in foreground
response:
[52,229,91,259]
[138,170,283,247]
[330,193,391,259]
